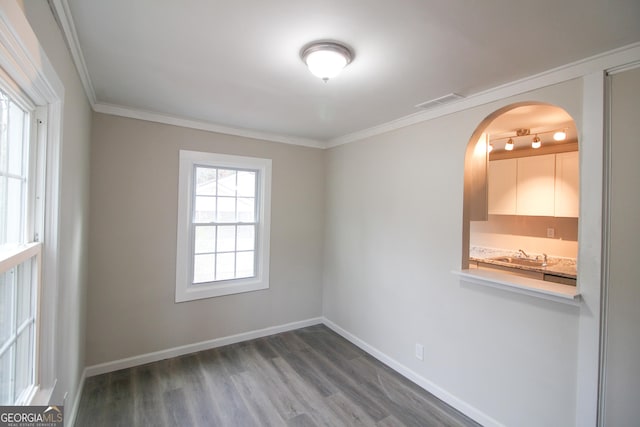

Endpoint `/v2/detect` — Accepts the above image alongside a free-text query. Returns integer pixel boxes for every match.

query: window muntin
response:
[192,166,258,283]
[176,151,271,302]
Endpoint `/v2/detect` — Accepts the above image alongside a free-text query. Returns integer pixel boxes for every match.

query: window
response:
[176,150,272,302]
[0,87,41,405]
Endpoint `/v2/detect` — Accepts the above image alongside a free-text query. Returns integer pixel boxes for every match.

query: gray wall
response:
[87,113,325,365]
[323,79,584,427]
[23,0,93,409]
[602,66,640,426]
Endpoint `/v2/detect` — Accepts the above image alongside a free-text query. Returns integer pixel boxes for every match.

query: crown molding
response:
[48,0,640,150]
[93,102,326,148]
[327,41,640,148]
[48,0,325,149]
[49,0,96,105]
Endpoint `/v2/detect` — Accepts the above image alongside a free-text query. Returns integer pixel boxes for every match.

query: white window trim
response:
[0,2,64,405]
[176,150,272,302]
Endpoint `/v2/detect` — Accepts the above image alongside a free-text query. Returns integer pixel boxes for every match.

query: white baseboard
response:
[84,317,323,377]
[321,317,504,427]
[65,368,87,427]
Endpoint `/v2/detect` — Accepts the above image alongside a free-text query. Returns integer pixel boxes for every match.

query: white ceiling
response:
[61,0,640,145]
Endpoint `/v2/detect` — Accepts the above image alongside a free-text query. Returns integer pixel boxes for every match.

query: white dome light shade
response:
[505,138,514,151]
[531,135,541,149]
[302,42,353,81]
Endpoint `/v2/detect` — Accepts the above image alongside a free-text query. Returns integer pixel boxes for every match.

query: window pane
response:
[14,325,32,401]
[237,171,256,197]
[0,96,8,174]
[6,177,23,245]
[236,251,255,279]
[216,197,236,222]
[216,253,235,280]
[196,167,216,196]
[237,197,255,222]
[217,169,236,196]
[216,225,235,252]
[0,346,13,405]
[194,226,215,254]
[193,254,215,283]
[0,269,14,347]
[8,101,26,176]
[16,258,32,326]
[0,176,5,244]
[194,196,216,222]
[237,225,255,251]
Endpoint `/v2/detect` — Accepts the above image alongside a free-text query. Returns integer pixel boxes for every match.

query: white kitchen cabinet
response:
[488,158,517,215]
[516,154,556,216]
[554,151,579,217]
[488,152,579,218]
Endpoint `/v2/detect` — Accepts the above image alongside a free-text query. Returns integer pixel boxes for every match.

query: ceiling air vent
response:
[415,93,464,110]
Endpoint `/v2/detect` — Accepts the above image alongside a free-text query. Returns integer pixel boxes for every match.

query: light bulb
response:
[553,130,567,141]
[531,135,541,149]
[505,138,514,151]
[302,42,353,81]
[305,50,348,80]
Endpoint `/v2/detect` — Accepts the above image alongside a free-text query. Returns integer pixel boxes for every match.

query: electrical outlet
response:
[415,343,424,361]
[547,227,555,238]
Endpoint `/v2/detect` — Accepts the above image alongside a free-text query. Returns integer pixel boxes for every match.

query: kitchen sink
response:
[489,256,548,267]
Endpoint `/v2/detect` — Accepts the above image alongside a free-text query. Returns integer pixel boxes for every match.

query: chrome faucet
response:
[518,249,529,258]
[542,253,548,267]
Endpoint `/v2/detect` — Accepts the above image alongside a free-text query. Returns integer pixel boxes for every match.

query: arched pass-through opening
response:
[461,102,580,298]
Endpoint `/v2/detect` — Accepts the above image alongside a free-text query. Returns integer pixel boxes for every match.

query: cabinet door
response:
[554,151,579,217]
[516,154,555,216]
[488,158,517,215]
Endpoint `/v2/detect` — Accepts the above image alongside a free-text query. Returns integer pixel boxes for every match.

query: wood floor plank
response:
[132,364,166,426]
[270,356,345,427]
[106,370,135,426]
[377,415,408,427]
[75,326,482,427]
[195,350,259,427]
[303,347,390,421]
[163,387,195,427]
[231,370,286,427]
[242,343,308,420]
[253,336,279,359]
[266,339,339,398]
[287,413,319,427]
[325,391,378,426]
[176,355,222,426]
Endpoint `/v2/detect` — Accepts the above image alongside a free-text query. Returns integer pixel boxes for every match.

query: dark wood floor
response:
[75,324,480,427]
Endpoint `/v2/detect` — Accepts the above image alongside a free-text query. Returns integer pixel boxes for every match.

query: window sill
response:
[175,278,268,303]
[452,268,581,306]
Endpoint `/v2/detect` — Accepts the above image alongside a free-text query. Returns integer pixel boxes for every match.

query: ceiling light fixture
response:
[488,127,570,152]
[531,135,541,149]
[553,129,567,141]
[505,138,514,151]
[301,42,353,82]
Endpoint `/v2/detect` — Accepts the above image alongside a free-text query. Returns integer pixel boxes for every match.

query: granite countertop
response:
[470,246,577,279]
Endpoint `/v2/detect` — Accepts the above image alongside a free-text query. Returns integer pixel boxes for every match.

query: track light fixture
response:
[489,128,569,152]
